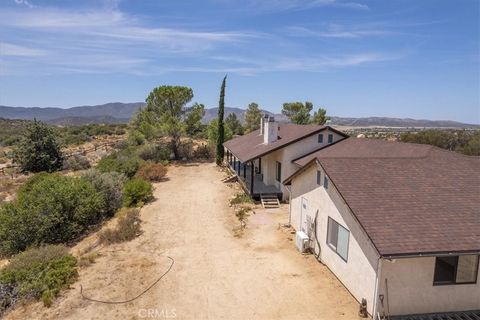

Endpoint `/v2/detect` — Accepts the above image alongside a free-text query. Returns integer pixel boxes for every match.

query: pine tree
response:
[216,75,227,165]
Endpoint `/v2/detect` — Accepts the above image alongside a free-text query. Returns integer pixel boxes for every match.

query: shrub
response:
[98,209,142,244]
[177,140,194,160]
[62,154,91,171]
[127,130,145,146]
[230,193,253,205]
[0,245,77,314]
[136,144,171,162]
[13,119,63,173]
[0,174,105,256]
[193,144,215,159]
[135,162,167,182]
[123,178,153,207]
[96,151,144,178]
[114,140,129,150]
[78,252,101,268]
[81,170,127,216]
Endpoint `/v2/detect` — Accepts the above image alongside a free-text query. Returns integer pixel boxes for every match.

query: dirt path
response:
[7,163,359,320]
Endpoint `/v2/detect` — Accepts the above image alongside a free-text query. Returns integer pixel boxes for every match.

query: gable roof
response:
[285,138,480,257]
[223,124,347,163]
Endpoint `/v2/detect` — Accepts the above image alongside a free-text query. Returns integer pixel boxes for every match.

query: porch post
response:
[258,157,262,174]
[250,161,254,195]
[234,157,237,174]
[243,162,246,179]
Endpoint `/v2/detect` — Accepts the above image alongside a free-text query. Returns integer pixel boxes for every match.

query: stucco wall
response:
[261,128,344,199]
[378,257,480,315]
[290,163,480,317]
[290,164,380,314]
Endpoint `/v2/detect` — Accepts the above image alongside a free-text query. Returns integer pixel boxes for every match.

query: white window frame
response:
[327,217,349,262]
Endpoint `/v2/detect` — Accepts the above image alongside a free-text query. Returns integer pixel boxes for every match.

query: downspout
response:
[285,185,292,227]
[372,256,384,320]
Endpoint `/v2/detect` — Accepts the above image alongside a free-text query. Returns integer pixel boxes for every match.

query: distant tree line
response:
[400,130,480,156]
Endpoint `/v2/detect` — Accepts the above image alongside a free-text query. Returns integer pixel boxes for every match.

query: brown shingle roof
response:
[287,138,480,256]
[223,124,347,163]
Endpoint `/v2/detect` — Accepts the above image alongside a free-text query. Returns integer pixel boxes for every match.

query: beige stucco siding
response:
[378,257,480,315]
[261,128,344,199]
[289,163,480,316]
[290,164,380,314]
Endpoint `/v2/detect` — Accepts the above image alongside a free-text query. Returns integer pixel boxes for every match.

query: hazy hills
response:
[0,103,478,128]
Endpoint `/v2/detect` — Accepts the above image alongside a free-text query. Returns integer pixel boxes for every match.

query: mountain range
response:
[0,103,478,128]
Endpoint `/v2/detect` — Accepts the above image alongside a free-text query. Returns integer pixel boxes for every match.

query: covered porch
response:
[225,150,281,200]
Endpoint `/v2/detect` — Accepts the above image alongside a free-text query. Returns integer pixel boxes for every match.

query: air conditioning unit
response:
[295,231,309,253]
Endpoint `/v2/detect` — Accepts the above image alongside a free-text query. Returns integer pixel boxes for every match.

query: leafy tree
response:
[13,119,63,173]
[312,107,329,125]
[244,102,262,133]
[216,76,227,165]
[185,103,205,136]
[458,133,480,156]
[208,119,233,146]
[225,113,244,135]
[400,130,480,156]
[132,86,194,159]
[282,102,313,125]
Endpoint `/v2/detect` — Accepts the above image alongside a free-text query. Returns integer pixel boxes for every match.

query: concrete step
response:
[260,194,280,209]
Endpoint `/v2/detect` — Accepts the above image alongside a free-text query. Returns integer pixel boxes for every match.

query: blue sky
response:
[0,0,479,123]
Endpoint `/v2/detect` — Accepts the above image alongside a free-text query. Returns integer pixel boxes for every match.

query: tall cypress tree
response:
[216,75,227,165]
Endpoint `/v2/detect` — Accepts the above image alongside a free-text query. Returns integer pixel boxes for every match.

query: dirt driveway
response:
[7,163,359,320]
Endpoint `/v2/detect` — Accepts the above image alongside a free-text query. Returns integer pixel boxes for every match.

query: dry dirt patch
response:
[5,163,359,320]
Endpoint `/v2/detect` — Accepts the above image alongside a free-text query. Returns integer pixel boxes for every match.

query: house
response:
[283,137,480,319]
[223,114,348,200]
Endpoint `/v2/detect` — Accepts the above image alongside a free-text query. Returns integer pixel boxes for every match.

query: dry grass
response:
[98,209,142,245]
[78,252,101,268]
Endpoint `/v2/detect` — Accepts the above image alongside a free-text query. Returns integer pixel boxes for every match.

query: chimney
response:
[260,113,269,135]
[264,116,278,144]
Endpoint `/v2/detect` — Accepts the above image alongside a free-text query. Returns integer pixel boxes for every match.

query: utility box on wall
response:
[296,231,309,253]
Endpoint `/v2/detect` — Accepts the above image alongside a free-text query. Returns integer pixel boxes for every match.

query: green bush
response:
[0,245,77,314]
[13,120,63,173]
[81,169,127,216]
[123,178,153,207]
[230,193,253,205]
[136,143,171,162]
[99,209,142,244]
[96,150,144,178]
[0,174,105,256]
[62,154,91,171]
[127,130,146,146]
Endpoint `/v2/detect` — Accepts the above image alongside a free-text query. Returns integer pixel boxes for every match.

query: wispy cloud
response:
[0,42,47,56]
[0,2,408,76]
[243,0,368,12]
[14,0,35,9]
[286,26,393,38]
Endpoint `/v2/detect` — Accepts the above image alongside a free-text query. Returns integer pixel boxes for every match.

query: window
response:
[323,176,329,189]
[328,134,334,143]
[275,161,282,182]
[433,255,479,285]
[316,171,321,185]
[318,134,324,143]
[327,217,349,261]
